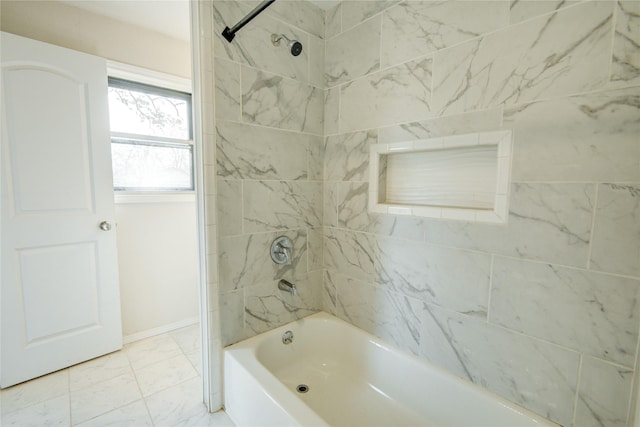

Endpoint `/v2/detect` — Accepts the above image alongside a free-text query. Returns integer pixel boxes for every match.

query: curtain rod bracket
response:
[221,0,276,43]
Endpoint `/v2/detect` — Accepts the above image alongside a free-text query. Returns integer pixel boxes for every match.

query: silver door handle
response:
[99,221,112,231]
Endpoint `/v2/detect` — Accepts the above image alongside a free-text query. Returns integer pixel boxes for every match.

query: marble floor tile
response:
[176,408,236,427]
[169,324,201,355]
[70,372,142,425]
[134,354,199,397]
[75,400,152,427]
[69,351,132,392]
[1,394,69,427]
[0,369,69,415]
[124,333,184,371]
[145,377,206,427]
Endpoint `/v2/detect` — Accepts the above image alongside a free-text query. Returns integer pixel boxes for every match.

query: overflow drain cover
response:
[296,384,309,393]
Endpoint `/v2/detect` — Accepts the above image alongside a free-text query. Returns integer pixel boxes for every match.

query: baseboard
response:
[123,317,199,344]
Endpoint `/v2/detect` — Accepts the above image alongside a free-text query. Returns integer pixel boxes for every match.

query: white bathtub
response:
[224,312,557,427]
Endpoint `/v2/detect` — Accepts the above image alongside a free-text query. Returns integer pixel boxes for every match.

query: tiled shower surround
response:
[202,1,640,425]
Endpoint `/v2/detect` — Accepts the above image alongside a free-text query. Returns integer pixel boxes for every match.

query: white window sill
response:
[114,192,196,204]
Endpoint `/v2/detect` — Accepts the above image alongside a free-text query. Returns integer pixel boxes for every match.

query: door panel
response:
[1,32,122,387]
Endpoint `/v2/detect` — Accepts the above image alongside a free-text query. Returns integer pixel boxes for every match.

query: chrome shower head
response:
[271,33,303,56]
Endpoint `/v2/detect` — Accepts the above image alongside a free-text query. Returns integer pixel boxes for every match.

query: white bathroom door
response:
[0,32,123,387]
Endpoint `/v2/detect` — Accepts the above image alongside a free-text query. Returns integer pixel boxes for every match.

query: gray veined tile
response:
[324,130,377,181]
[325,16,381,87]
[490,257,640,367]
[245,271,322,334]
[611,0,640,86]
[324,227,376,282]
[124,334,183,371]
[381,1,509,69]
[324,181,339,227]
[218,229,308,292]
[214,58,241,121]
[309,35,326,89]
[134,354,199,397]
[308,135,325,181]
[376,237,490,317]
[590,184,640,277]
[308,227,324,271]
[70,373,142,425]
[1,369,68,415]
[505,88,640,182]
[241,66,323,135]
[220,290,246,346]
[213,1,310,83]
[323,270,339,315]
[267,0,325,40]
[509,0,581,25]
[424,183,596,268]
[145,377,206,427]
[325,3,342,39]
[243,180,323,232]
[337,181,424,240]
[341,0,400,32]
[433,1,614,116]
[574,356,634,427]
[69,351,132,392]
[217,179,242,237]
[216,120,308,181]
[76,400,152,427]
[378,107,503,144]
[2,395,69,427]
[420,304,579,426]
[324,87,340,135]
[336,273,423,355]
[340,57,432,133]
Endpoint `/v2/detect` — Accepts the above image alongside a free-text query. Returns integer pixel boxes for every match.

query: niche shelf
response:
[369,130,512,223]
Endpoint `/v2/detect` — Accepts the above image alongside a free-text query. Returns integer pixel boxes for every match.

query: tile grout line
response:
[586,183,600,270]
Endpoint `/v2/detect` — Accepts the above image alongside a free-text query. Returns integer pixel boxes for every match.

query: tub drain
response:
[296,384,309,393]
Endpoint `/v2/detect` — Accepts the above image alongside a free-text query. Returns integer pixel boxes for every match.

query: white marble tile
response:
[337,181,424,240]
[309,35,325,88]
[424,183,596,268]
[217,179,242,237]
[218,229,308,291]
[574,356,634,427]
[185,351,202,375]
[381,1,509,69]
[69,351,132,392]
[70,373,142,425]
[307,227,324,271]
[324,181,338,227]
[134,354,199,397]
[176,408,236,427]
[378,107,503,143]
[214,58,241,121]
[376,237,491,317]
[245,272,322,334]
[509,0,580,24]
[433,1,613,116]
[308,135,324,181]
[505,88,640,182]
[220,290,246,346]
[325,3,342,39]
[124,334,183,371]
[76,400,152,427]
[324,130,376,181]
[145,377,206,427]
[2,395,69,427]
[243,180,323,232]
[216,120,310,181]
[213,2,310,83]
[336,272,423,355]
[324,227,376,282]
[340,57,432,132]
[170,324,201,355]
[1,369,68,415]
[612,0,640,86]
[325,16,381,86]
[242,66,323,135]
[590,184,640,277]
[324,87,339,135]
[421,304,579,426]
[491,257,640,366]
[341,0,399,32]
[267,0,325,39]
[323,270,338,315]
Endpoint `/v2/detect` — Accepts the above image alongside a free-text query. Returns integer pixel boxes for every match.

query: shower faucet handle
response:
[271,236,293,265]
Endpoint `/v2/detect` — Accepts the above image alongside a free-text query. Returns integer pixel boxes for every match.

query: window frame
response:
[107,62,194,193]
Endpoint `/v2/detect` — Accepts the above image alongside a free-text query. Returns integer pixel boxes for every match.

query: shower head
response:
[271,34,303,56]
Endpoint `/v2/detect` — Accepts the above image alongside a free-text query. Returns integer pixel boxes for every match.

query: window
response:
[108,77,193,191]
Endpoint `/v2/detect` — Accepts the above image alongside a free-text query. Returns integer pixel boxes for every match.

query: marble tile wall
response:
[210,1,325,347]
[322,1,640,426]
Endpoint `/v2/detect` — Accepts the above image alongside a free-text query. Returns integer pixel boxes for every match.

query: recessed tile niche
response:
[369,131,512,223]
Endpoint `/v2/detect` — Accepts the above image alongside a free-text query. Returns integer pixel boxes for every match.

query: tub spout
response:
[278,279,297,296]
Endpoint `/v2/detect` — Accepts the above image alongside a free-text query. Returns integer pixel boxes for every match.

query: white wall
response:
[115,195,199,338]
[0,0,191,78]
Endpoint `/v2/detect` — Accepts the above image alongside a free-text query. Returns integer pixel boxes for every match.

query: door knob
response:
[99,221,112,231]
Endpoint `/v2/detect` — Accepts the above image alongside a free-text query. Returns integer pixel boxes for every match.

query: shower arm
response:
[222,0,276,43]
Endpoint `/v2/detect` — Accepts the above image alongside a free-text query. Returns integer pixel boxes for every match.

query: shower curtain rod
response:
[222,0,277,42]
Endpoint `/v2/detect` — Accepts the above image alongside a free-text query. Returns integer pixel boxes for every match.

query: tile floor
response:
[0,324,235,427]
